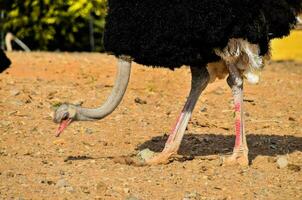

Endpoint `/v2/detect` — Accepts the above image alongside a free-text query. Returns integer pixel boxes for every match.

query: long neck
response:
[76,57,132,121]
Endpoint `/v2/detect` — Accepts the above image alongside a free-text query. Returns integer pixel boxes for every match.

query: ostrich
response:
[54,0,302,166]
[5,32,31,52]
[0,49,11,73]
[1,32,31,73]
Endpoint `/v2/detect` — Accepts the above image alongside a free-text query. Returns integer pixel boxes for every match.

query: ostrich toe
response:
[222,149,249,167]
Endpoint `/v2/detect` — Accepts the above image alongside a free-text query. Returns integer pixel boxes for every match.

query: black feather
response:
[0,49,11,73]
[104,0,302,69]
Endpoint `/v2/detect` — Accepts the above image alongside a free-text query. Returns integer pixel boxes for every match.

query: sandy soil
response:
[0,52,301,200]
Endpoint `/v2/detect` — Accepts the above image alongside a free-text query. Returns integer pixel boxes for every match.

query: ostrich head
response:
[53,56,132,137]
[53,104,78,137]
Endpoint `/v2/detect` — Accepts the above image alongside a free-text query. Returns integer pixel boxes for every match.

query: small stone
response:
[55,179,69,188]
[270,144,277,150]
[288,117,296,121]
[42,160,48,164]
[200,105,207,112]
[137,148,155,161]
[213,87,224,95]
[123,188,130,194]
[65,186,75,193]
[10,89,20,96]
[96,181,108,195]
[11,100,25,106]
[65,160,72,165]
[5,171,15,178]
[58,149,64,153]
[134,97,147,105]
[276,156,288,169]
[85,128,93,134]
[0,121,11,127]
[81,186,90,194]
[287,164,301,172]
[267,157,276,163]
[40,180,55,185]
[183,191,202,200]
[126,195,140,200]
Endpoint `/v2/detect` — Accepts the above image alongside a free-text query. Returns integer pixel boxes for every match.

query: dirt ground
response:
[0,52,301,200]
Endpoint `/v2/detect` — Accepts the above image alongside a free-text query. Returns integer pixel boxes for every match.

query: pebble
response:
[81,186,90,194]
[126,195,140,200]
[10,100,25,106]
[5,171,15,178]
[10,89,20,96]
[276,156,288,169]
[65,186,75,193]
[137,148,155,161]
[134,97,147,105]
[0,121,12,127]
[183,191,202,200]
[85,128,93,134]
[123,188,130,194]
[200,105,207,112]
[287,164,301,172]
[267,157,275,163]
[55,179,69,188]
[96,181,108,195]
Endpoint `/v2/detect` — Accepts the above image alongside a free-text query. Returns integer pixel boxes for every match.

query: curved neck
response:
[76,57,132,120]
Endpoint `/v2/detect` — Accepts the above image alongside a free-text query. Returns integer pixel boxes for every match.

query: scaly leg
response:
[146,66,209,165]
[223,63,249,166]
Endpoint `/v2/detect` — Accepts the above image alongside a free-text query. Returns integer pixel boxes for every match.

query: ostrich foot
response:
[112,149,175,166]
[222,149,249,167]
[145,150,176,165]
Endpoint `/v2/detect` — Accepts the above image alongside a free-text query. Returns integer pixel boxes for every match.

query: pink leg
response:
[223,64,249,166]
[146,66,209,165]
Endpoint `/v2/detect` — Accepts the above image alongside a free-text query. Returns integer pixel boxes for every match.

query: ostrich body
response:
[54,0,302,166]
[0,49,11,73]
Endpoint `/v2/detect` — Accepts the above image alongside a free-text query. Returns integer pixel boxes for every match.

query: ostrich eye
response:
[61,112,69,121]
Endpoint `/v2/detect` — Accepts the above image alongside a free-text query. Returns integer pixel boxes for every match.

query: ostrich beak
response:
[56,119,72,137]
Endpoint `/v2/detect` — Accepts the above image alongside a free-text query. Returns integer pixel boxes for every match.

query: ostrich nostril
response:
[61,113,69,121]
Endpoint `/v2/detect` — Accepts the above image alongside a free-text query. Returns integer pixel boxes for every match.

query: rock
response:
[137,148,155,161]
[10,89,20,96]
[200,105,207,112]
[96,181,108,195]
[81,186,90,194]
[0,121,12,127]
[5,171,15,178]
[213,87,225,95]
[276,156,288,169]
[55,179,69,188]
[65,186,75,193]
[134,97,147,105]
[10,100,25,106]
[126,195,140,200]
[123,188,130,194]
[85,128,93,134]
[40,180,55,185]
[183,191,202,200]
[267,157,276,163]
[287,164,301,172]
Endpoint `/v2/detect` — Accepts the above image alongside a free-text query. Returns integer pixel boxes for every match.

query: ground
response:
[0,52,301,200]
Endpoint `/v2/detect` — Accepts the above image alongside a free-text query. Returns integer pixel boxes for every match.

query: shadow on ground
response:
[137,133,302,162]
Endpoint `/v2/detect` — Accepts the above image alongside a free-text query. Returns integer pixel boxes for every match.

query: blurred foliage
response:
[1,0,107,51]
